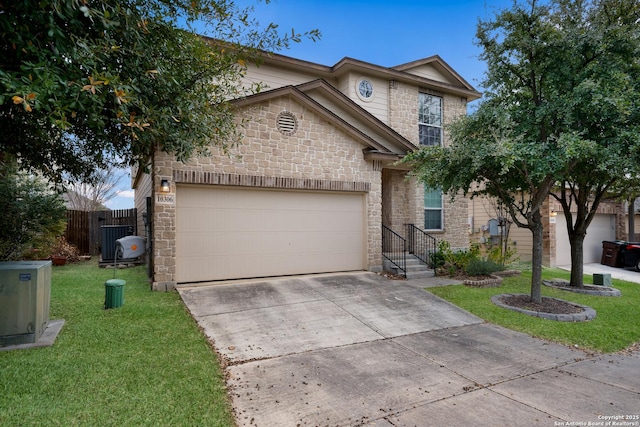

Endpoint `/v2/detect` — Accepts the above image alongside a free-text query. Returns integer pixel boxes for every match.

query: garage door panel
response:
[176,247,362,282]
[176,186,366,283]
[217,230,362,256]
[556,213,614,265]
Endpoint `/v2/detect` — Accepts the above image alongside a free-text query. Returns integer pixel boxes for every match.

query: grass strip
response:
[429,267,640,353]
[0,260,235,427]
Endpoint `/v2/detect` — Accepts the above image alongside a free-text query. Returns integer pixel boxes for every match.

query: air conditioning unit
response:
[115,236,146,260]
[101,225,134,261]
[0,261,52,346]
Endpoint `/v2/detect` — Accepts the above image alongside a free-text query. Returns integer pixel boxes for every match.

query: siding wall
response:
[133,168,152,239]
[347,74,389,124]
[469,195,627,266]
[242,63,326,91]
[400,66,453,84]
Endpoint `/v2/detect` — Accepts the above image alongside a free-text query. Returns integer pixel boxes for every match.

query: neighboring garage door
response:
[175,185,366,283]
[556,213,615,265]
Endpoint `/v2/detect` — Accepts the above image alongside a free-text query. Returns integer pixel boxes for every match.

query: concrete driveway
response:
[178,272,640,427]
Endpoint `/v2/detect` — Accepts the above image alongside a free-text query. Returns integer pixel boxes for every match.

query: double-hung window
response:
[424,187,443,231]
[420,93,444,230]
[418,93,442,146]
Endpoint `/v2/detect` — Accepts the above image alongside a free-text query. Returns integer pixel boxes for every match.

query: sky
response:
[107,0,513,210]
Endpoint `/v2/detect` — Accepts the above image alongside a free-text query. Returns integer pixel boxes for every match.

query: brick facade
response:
[387,81,469,249]
[136,55,479,289]
[150,96,383,290]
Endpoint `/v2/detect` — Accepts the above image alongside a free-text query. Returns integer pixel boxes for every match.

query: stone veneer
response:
[148,78,472,290]
[387,80,470,248]
[151,96,382,290]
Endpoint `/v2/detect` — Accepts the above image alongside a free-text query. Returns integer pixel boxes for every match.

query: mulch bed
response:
[543,279,621,297]
[500,294,585,314]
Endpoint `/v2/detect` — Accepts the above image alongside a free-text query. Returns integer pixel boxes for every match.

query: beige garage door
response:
[556,213,615,266]
[176,185,366,283]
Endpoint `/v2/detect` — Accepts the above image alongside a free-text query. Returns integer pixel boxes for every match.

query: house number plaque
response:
[156,193,176,205]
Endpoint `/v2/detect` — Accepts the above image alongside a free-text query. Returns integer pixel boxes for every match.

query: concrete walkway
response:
[558,262,640,283]
[179,272,640,427]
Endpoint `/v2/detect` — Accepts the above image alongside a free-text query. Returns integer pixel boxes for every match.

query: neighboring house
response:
[469,194,627,267]
[133,50,480,290]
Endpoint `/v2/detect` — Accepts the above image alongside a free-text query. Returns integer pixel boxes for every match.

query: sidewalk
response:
[558,263,640,284]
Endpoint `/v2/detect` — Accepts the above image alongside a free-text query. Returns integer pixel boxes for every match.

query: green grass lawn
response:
[429,267,640,353]
[0,260,236,427]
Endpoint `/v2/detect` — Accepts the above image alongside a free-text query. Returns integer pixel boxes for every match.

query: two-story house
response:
[133,49,480,290]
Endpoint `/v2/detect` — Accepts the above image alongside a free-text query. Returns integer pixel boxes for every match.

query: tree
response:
[406,0,574,303]
[405,105,571,303]
[405,0,640,301]
[545,0,640,287]
[0,0,319,181]
[0,159,67,260]
[64,165,124,211]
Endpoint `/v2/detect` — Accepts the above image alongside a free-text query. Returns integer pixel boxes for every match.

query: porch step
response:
[382,253,434,279]
[405,267,435,279]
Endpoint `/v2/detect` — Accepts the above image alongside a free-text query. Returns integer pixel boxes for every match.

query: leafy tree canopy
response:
[405,0,640,301]
[0,0,319,181]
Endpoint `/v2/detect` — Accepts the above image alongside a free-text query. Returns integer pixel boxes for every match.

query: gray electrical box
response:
[0,261,52,346]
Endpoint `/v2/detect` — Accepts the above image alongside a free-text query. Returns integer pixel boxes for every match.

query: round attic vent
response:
[276,111,298,135]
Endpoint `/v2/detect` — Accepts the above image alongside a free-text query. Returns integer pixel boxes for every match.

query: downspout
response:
[629,197,637,242]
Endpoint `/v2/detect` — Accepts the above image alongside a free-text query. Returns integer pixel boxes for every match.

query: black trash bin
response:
[601,241,625,267]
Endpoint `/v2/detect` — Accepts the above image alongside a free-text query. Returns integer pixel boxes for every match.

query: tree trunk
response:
[530,211,544,303]
[569,233,585,287]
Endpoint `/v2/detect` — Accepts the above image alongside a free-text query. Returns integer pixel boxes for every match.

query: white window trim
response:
[418,93,443,147]
[355,77,375,102]
[424,189,444,231]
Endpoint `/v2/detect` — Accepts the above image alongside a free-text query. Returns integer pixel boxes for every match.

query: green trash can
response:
[104,279,125,309]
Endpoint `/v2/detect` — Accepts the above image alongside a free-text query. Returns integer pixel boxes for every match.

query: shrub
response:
[49,236,81,262]
[436,241,482,277]
[486,242,519,266]
[0,161,67,260]
[465,258,503,276]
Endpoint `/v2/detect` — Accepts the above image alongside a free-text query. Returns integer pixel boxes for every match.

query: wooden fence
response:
[65,208,137,255]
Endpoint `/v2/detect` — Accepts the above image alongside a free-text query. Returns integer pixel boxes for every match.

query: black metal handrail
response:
[405,224,437,269]
[382,224,406,277]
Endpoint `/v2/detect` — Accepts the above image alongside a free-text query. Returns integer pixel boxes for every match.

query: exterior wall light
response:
[160,179,170,193]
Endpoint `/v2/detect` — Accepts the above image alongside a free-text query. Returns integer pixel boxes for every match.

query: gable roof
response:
[295,79,417,153]
[256,51,481,101]
[232,79,416,159]
[392,55,476,94]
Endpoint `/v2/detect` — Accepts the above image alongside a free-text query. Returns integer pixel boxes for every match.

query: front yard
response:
[429,267,640,353]
[0,260,235,426]
[3,261,639,426]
